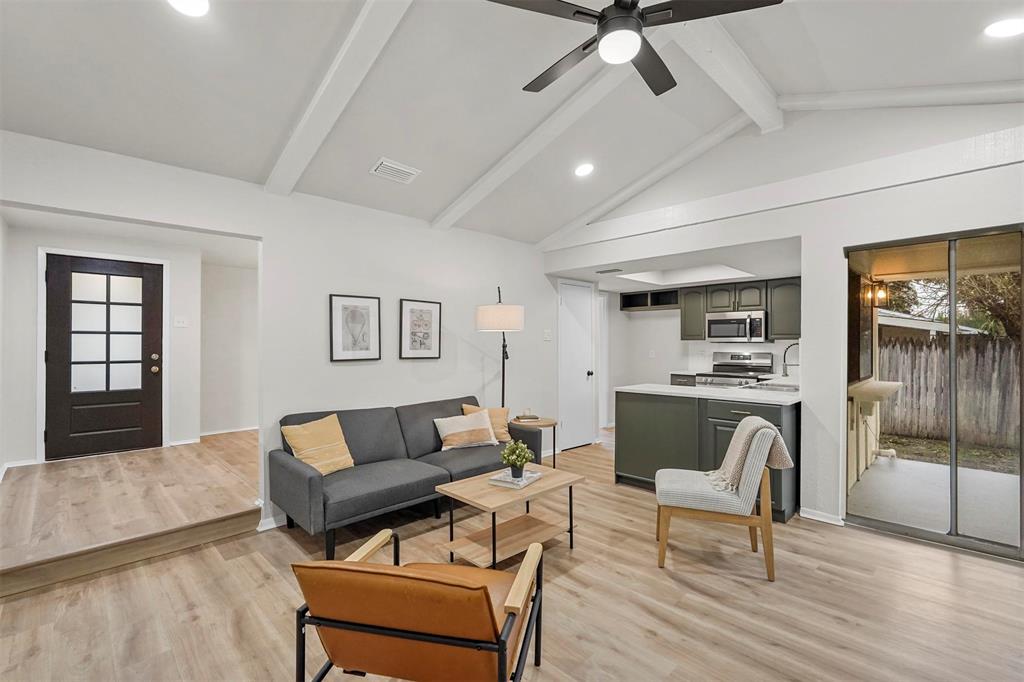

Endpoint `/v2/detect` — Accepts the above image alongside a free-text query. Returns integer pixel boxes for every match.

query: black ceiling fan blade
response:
[524,36,599,92]
[484,0,600,25]
[632,36,676,95]
[643,0,783,27]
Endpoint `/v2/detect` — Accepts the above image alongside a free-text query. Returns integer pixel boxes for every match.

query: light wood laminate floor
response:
[0,431,259,571]
[2,442,1022,681]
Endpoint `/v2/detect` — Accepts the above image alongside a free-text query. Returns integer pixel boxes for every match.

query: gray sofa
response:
[268,395,541,559]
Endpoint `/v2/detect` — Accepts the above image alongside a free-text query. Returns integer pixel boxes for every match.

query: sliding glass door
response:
[954,232,1021,547]
[846,227,1023,559]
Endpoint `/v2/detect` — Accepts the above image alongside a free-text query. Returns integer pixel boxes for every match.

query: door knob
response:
[586,370,594,377]
[150,366,160,374]
[151,353,160,361]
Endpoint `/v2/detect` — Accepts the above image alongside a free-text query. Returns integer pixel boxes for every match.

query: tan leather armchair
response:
[293,529,543,682]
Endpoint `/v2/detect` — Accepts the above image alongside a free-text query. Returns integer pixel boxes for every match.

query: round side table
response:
[511,417,558,468]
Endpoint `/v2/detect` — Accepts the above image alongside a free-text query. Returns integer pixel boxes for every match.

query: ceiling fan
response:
[485,0,782,96]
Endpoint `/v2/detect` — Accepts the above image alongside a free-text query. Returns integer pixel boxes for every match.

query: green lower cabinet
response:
[615,393,799,522]
[614,392,699,485]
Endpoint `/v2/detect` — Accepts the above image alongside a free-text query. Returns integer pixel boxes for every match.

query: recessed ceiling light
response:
[574,163,594,177]
[168,0,209,18]
[984,18,1024,37]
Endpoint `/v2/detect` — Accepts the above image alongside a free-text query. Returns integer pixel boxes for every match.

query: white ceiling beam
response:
[264,0,413,195]
[778,81,1024,111]
[668,19,783,134]
[431,30,675,231]
[538,112,751,251]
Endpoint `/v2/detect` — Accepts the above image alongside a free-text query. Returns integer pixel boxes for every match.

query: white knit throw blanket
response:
[705,416,795,492]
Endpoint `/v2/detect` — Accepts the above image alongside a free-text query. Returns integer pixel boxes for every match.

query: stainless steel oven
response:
[706,310,767,343]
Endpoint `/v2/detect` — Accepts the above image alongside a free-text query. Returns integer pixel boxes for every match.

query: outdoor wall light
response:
[867,282,890,308]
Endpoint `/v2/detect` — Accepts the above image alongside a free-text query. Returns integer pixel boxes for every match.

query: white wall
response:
[200,263,258,435]
[545,121,1024,524]
[0,224,202,465]
[0,131,559,525]
[0,216,7,473]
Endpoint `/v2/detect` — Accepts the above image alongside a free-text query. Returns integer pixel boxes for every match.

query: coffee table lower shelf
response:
[440,514,564,568]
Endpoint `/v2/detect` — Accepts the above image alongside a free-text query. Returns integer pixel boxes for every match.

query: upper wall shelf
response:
[620,288,679,311]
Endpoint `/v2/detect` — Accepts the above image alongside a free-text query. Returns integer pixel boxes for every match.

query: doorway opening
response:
[845,227,1022,559]
[0,206,262,594]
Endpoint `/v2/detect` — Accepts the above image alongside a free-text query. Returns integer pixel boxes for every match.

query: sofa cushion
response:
[397,396,479,458]
[281,414,354,475]
[323,459,450,526]
[280,407,407,464]
[462,404,511,442]
[434,411,498,451]
[419,445,506,481]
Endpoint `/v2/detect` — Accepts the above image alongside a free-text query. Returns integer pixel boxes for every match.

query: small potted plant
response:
[501,440,534,480]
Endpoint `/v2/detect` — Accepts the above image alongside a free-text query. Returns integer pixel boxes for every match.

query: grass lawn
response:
[880,434,1020,474]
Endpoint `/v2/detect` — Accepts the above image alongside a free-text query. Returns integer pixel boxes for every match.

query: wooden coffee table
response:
[436,463,584,568]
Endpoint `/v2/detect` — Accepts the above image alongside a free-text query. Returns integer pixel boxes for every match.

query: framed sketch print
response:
[399,299,441,359]
[330,295,381,361]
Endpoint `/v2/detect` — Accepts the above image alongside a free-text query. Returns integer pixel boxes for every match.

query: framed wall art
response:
[399,298,441,359]
[330,294,381,361]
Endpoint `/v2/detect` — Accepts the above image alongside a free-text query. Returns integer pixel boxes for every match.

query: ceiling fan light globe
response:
[598,29,641,64]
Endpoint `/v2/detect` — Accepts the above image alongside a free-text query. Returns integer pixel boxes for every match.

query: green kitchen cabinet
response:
[767,277,802,340]
[706,281,766,312]
[705,284,735,312]
[735,281,767,311]
[679,286,706,340]
[615,392,800,522]
[697,399,798,522]
[614,392,699,485]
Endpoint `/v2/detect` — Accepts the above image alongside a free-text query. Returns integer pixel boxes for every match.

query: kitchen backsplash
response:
[607,306,801,390]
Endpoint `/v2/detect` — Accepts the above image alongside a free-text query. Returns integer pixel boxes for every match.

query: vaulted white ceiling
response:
[2,0,1021,245]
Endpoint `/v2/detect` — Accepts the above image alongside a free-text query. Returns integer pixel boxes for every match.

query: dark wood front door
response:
[45,254,163,460]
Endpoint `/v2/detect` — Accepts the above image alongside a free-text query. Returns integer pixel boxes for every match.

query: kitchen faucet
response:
[782,342,800,378]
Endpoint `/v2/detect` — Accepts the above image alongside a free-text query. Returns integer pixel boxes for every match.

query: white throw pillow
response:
[434,410,498,451]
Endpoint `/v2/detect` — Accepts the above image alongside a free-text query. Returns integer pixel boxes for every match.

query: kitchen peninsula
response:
[615,382,800,521]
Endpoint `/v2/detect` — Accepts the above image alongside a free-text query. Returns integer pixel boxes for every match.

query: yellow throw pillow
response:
[462,404,511,442]
[434,410,498,451]
[281,414,354,475]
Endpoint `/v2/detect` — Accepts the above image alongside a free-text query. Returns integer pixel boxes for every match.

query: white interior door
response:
[558,281,595,450]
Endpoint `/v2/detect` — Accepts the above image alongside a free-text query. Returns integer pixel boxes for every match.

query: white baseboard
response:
[200,426,259,437]
[1,459,38,481]
[799,507,845,526]
[257,515,285,532]
[166,438,201,447]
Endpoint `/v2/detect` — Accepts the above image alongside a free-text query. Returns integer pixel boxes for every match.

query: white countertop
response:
[615,382,801,406]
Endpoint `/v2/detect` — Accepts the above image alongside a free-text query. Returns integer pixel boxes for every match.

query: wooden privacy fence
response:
[878,336,1020,449]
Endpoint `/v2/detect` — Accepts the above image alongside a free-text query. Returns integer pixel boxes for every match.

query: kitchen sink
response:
[740,383,800,393]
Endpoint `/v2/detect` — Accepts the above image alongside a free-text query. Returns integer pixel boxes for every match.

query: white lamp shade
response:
[476,304,524,332]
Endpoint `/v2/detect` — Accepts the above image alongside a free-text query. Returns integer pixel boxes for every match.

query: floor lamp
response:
[476,286,524,408]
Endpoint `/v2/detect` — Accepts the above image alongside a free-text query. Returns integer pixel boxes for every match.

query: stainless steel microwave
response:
[706,310,767,343]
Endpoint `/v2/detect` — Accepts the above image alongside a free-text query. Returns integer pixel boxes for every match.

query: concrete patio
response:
[848,457,1020,546]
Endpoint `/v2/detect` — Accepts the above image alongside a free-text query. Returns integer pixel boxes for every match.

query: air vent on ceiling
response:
[596,268,623,275]
[370,157,421,184]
